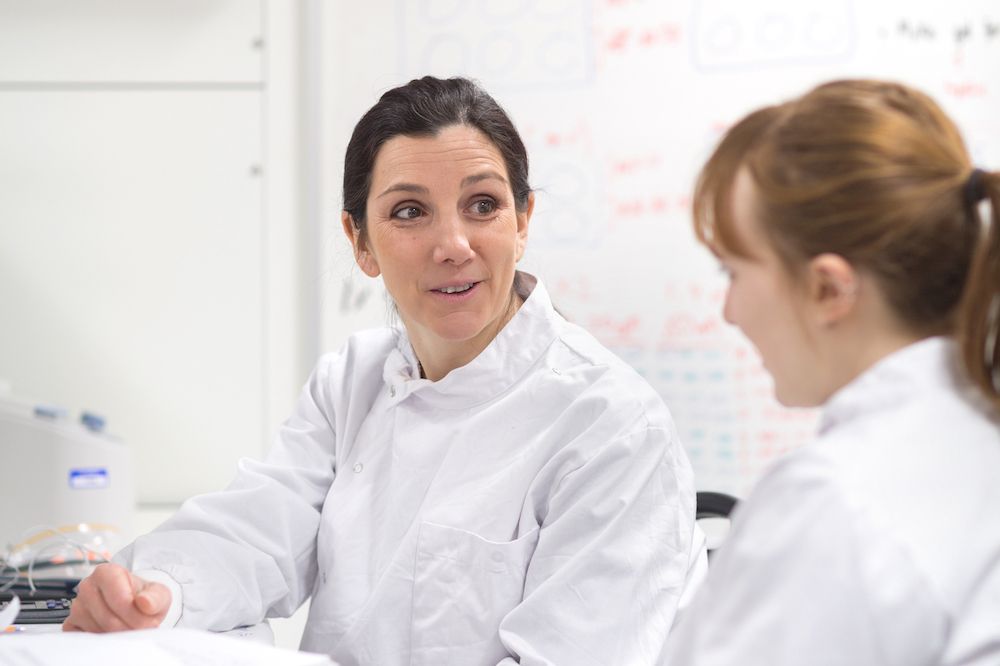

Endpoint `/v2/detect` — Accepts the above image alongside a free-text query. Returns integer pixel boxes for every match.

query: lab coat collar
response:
[818,336,960,435]
[382,272,559,409]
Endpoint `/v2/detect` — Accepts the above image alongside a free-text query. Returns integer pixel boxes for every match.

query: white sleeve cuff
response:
[133,568,183,628]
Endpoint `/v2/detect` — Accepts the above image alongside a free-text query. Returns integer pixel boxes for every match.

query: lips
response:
[434,282,474,294]
[430,280,481,294]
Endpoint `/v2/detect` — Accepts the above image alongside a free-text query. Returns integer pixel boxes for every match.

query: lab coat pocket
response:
[410,522,540,665]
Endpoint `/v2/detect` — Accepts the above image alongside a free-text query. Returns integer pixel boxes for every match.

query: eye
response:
[468,198,497,217]
[392,205,424,221]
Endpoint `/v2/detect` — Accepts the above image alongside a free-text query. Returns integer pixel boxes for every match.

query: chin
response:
[773,385,823,409]
[431,319,490,343]
[774,394,803,408]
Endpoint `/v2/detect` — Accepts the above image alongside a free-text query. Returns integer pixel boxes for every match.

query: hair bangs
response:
[693,107,781,259]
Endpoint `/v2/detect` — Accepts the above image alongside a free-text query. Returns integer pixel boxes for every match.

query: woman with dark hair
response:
[65,76,706,665]
[663,79,1000,664]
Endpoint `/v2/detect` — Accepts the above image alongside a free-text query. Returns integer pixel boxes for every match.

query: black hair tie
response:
[964,168,988,207]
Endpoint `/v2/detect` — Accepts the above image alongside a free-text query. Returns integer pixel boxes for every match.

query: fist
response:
[63,563,172,632]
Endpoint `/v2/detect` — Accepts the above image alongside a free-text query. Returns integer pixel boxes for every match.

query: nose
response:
[432,213,475,265]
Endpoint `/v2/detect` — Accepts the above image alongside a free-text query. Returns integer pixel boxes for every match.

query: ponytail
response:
[958,169,1000,410]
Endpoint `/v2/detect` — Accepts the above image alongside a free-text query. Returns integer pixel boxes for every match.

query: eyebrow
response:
[461,171,508,188]
[374,171,509,199]
[376,183,429,199]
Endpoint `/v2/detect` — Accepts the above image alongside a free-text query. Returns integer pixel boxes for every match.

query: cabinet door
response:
[0,89,265,503]
[0,0,262,83]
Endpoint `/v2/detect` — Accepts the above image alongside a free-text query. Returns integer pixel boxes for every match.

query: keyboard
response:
[1,576,79,625]
[1,597,73,624]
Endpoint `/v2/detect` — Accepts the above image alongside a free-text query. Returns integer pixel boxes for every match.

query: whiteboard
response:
[318,0,1000,497]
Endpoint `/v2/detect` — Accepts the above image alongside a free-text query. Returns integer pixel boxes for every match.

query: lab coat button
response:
[491,551,504,563]
[353,462,363,473]
[389,386,396,397]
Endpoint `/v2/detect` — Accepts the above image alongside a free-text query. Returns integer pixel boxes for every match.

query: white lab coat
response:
[663,337,1000,665]
[115,275,706,666]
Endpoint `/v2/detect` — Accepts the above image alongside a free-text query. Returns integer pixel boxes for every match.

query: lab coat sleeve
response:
[497,424,700,666]
[661,454,948,666]
[113,361,340,631]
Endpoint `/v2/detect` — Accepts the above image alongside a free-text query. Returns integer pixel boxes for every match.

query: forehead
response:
[371,124,508,188]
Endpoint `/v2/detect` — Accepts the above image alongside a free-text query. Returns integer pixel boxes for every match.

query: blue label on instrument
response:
[68,468,109,490]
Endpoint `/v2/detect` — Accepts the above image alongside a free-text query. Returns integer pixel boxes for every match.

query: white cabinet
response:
[0,0,262,83]
[0,2,303,503]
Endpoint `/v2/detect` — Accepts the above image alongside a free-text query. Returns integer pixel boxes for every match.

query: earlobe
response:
[809,253,859,326]
[341,211,380,278]
[514,193,534,261]
[356,248,381,278]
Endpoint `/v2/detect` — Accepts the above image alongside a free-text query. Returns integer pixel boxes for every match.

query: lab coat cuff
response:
[133,568,183,628]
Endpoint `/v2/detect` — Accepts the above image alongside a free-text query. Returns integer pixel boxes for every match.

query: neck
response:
[407,291,523,382]
[817,311,926,403]
[833,331,924,390]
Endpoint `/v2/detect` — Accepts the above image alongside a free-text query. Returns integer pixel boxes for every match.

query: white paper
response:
[0,627,336,666]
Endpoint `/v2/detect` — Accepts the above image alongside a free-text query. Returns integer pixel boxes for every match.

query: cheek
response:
[722,284,739,325]
[471,223,516,260]
[370,230,419,265]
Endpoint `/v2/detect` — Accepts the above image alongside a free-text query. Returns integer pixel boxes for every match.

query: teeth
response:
[438,283,473,294]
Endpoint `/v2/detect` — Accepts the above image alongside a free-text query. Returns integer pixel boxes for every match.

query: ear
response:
[807,253,859,327]
[341,211,380,278]
[514,192,534,262]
